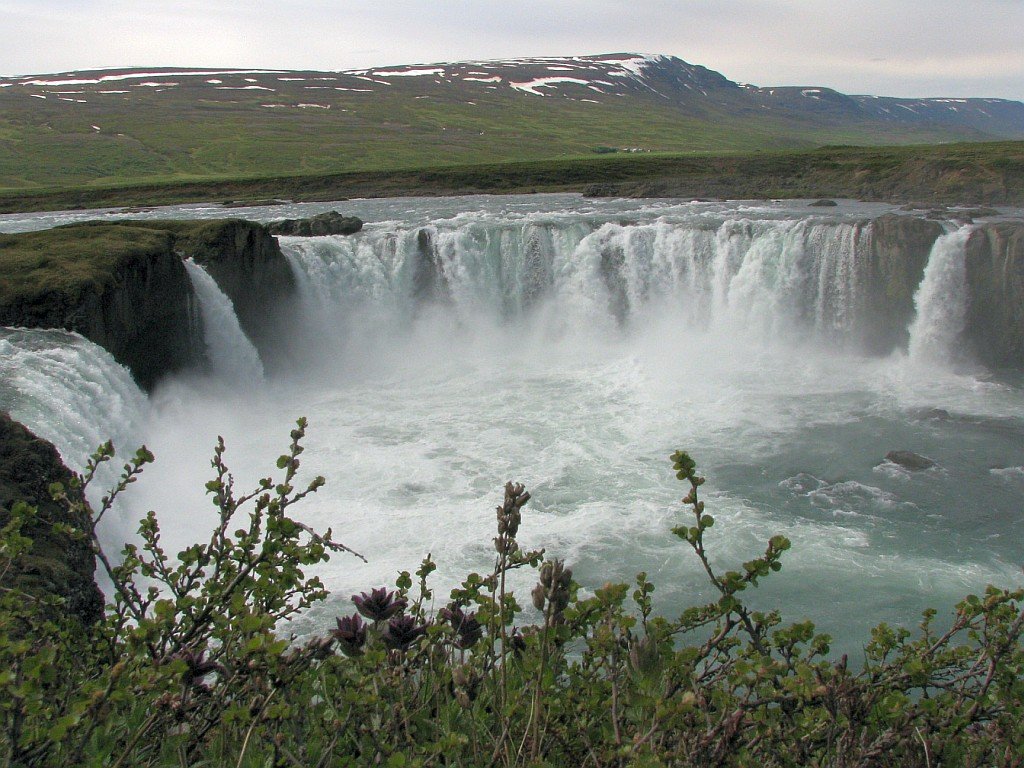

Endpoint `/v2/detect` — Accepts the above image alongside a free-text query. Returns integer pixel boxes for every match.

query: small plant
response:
[0,430,1021,767]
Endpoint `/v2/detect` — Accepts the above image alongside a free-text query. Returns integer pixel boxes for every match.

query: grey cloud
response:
[0,0,1020,100]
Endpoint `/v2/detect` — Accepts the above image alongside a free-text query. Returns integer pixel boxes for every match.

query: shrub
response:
[0,425,1021,766]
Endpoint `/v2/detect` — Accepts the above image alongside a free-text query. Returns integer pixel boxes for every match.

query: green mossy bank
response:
[0,219,297,389]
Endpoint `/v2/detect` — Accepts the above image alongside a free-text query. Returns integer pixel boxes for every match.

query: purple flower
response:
[352,587,408,622]
[331,614,367,656]
[382,615,427,652]
[439,603,483,650]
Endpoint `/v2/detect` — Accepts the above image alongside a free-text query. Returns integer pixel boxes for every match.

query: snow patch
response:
[464,76,501,83]
[296,103,330,109]
[133,82,178,87]
[510,77,590,96]
[371,68,445,77]
[215,85,274,91]
[20,69,283,87]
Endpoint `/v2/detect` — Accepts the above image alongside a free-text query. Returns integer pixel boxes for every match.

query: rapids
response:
[2,195,1022,651]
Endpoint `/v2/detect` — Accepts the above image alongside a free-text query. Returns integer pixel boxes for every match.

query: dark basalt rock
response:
[0,224,201,390]
[809,199,838,207]
[266,211,363,237]
[411,228,450,304]
[964,222,1024,369]
[954,207,1000,219]
[859,214,944,355]
[885,450,936,471]
[0,218,299,386]
[178,220,296,370]
[0,412,103,624]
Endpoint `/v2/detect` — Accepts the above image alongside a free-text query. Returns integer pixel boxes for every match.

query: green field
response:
[0,141,1021,214]
[1,57,1022,212]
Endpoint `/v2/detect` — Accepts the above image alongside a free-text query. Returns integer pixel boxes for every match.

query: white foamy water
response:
[907,225,973,366]
[2,196,1022,651]
[0,328,146,470]
[183,258,265,384]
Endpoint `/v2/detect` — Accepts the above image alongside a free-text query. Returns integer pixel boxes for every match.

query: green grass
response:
[1,67,1016,200]
[0,220,250,304]
[0,141,1021,213]
[0,225,175,304]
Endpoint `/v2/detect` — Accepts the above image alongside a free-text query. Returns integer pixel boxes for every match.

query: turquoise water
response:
[2,195,1021,653]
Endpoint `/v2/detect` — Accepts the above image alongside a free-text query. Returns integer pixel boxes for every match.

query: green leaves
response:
[1,439,1021,766]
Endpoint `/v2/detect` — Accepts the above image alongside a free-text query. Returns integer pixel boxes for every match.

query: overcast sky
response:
[1,0,1021,100]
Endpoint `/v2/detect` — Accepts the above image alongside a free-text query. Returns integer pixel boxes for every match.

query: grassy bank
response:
[1,141,1022,214]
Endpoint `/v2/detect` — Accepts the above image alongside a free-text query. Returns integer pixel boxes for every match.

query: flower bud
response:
[531,583,546,611]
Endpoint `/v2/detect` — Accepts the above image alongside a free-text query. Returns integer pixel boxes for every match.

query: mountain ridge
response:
[1,53,1022,193]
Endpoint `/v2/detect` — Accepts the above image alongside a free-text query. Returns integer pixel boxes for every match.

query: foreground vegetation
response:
[1,422,1022,766]
[1,141,1022,214]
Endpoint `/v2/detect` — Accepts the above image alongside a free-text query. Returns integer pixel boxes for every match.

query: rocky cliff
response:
[173,220,297,370]
[0,219,299,387]
[965,222,1024,368]
[0,411,103,624]
[0,224,201,389]
[859,214,945,354]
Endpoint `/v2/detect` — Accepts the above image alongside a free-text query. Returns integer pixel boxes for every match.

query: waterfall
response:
[282,216,871,348]
[183,259,265,384]
[0,328,147,470]
[907,225,973,366]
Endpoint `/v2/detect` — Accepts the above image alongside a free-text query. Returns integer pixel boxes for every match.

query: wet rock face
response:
[0,219,299,386]
[266,211,363,237]
[964,222,1024,369]
[0,226,200,390]
[0,412,103,624]
[180,220,296,369]
[859,214,944,355]
[412,228,450,305]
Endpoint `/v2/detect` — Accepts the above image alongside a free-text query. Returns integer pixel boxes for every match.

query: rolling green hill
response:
[1,53,1022,202]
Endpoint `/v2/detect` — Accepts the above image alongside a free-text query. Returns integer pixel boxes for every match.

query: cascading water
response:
[183,258,265,383]
[2,196,1021,654]
[282,217,873,348]
[0,327,147,474]
[907,225,973,367]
